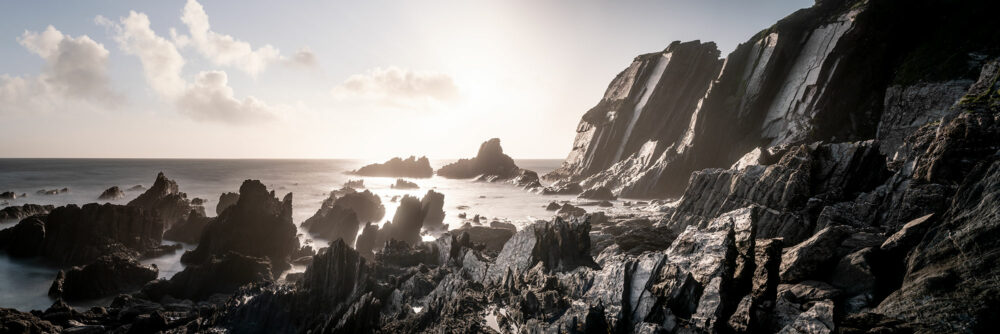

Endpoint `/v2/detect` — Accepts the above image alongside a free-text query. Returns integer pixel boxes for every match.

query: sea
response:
[0,158,586,312]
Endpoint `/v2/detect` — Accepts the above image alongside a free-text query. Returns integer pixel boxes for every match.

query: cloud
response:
[0,25,119,113]
[177,71,275,123]
[174,0,283,76]
[332,67,460,108]
[98,12,276,124]
[286,47,318,68]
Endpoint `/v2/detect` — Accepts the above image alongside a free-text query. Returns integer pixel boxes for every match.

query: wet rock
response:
[578,186,617,201]
[0,191,15,199]
[163,209,211,244]
[168,252,272,301]
[216,192,239,215]
[181,180,299,274]
[307,188,385,226]
[350,156,433,178]
[391,179,419,189]
[545,202,561,211]
[776,299,835,334]
[0,203,53,222]
[0,307,60,333]
[437,138,520,179]
[486,217,595,284]
[97,186,125,201]
[302,205,360,246]
[127,172,196,228]
[49,254,157,301]
[779,225,853,283]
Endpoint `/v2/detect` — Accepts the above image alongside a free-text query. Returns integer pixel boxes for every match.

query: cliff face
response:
[548,0,1000,199]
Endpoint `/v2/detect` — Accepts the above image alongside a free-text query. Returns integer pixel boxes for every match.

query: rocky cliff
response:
[548,0,1000,199]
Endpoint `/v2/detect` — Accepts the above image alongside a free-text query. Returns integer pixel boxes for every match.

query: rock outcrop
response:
[0,203,53,222]
[48,254,157,301]
[166,252,273,301]
[181,180,299,274]
[350,156,433,178]
[163,209,211,244]
[391,178,419,189]
[216,192,239,215]
[97,186,125,201]
[0,203,166,265]
[438,138,520,178]
[127,172,198,227]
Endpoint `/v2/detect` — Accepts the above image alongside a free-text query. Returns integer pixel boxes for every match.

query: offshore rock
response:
[305,188,385,226]
[181,180,299,274]
[0,217,46,258]
[391,178,419,189]
[350,156,433,178]
[127,172,196,228]
[49,254,157,301]
[97,186,125,201]
[302,204,360,246]
[437,138,520,179]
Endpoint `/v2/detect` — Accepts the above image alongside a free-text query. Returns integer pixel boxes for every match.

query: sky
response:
[0,0,812,159]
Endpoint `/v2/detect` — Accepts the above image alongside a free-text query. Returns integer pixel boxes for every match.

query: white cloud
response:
[332,67,460,108]
[175,0,283,76]
[0,25,119,114]
[286,47,318,68]
[98,12,277,124]
[177,71,275,123]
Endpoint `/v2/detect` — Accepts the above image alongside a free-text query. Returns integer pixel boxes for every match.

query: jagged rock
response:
[877,159,1000,332]
[350,156,433,178]
[163,209,211,244]
[216,192,239,215]
[97,186,125,201]
[779,225,853,283]
[545,202,561,211]
[4,203,165,265]
[557,203,586,217]
[355,222,378,260]
[451,225,514,252]
[127,172,195,227]
[127,185,146,192]
[302,205,360,245]
[168,252,272,301]
[0,191,15,199]
[420,190,446,231]
[306,188,385,227]
[376,239,439,268]
[48,254,157,301]
[486,217,595,285]
[0,307,60,333]
[0,217,46,257]
[391,179,419,189]
[375,196,425,245]
[437,138,520,179]
[343,179,365,189]
[776,299,835,334]
[542,181,583,195]
[0,204,53,222]
[181,180,299,274]
[578,186,617,201]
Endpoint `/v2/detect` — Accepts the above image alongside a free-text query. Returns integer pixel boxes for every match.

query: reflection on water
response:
[0,158,577,311]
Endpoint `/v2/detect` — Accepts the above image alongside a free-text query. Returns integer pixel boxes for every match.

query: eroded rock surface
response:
[351,156,433,178]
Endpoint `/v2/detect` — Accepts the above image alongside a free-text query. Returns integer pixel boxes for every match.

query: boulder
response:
[391,179,419,189]
[0,217,46,257]
[437,138,520,179]
[181,180,299,274]
[545,202,561,211]
[350,156,433,178]
[0,308,60,333]
[48,254,157,301]
[779,225,853,283]
[0,191,15,199]
[97,186,125,201]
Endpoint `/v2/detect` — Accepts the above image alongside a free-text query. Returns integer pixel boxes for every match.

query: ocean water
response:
[0,158,586,311]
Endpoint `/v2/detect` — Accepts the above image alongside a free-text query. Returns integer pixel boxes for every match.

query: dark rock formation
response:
[0,308,60,333]
[168,252,272,301]
[48,254,157,301]
[182,180,299,274]
[451,225,515,252]
[0,204,53,222]
[390,178,419,189]
[420,190,446,231]
[163,209,211,244]
[437,138,520,179]
[127,184,146,191]
[375,196,426,246]
[307,188,385,225]
[127,172,197,228]
[216,192,239,215]
[557,203,586,217]
[545,201,561,211]
[302,204,360,245]
[0,203,165,265]
[350,156,433,178]
[0,191,15,200]
[97,186,125,201]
